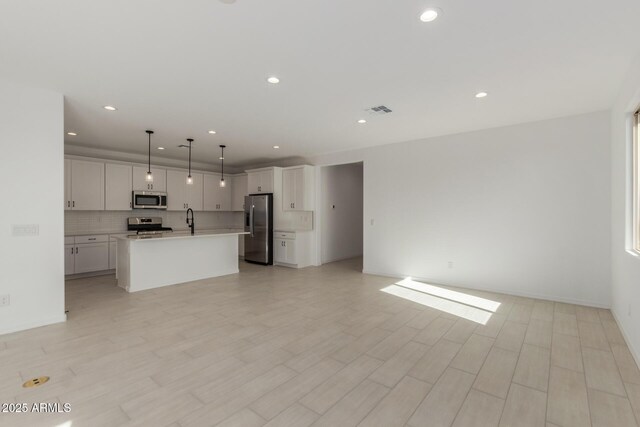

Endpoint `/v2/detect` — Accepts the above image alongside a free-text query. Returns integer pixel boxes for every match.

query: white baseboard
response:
[362,269,610,309]
[66,269,115,280]
[322,254,364,265]
[611,310,640,370]
[0,313,67,336]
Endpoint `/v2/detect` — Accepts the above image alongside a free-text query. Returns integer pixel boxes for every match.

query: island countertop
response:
[113,229,248,241]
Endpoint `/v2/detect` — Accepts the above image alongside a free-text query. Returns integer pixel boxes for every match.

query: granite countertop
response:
[66,228,244,238]
[114,229,247,241]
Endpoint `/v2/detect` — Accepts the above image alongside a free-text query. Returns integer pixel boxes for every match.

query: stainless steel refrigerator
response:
[244,193,273,265]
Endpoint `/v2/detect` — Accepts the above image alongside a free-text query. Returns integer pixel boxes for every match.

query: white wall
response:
[311,111,612,307]
[610,54,640,362]
[321,163,363,263]
[0,81,66,335]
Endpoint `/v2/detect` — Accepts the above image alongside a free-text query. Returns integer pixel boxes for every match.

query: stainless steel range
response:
[127,217,173,235]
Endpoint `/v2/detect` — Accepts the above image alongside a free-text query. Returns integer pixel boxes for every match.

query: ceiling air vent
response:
[365,105,393,115]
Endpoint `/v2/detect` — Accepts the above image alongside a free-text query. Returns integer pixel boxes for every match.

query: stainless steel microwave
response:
[132,191,167,209]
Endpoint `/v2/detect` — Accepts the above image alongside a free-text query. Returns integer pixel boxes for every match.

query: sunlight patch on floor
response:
[381,278,501,325]
[396,278,501,312]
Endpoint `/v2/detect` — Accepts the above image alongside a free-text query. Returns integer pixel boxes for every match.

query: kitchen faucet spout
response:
[186,208,195,235]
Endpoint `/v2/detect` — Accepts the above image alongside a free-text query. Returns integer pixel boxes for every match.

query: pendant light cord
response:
[145,130,154,174]
[188,140,192,176]
[221,146,224,180]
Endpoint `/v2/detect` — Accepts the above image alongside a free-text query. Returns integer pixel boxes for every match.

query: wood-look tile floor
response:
[1,258,639,427]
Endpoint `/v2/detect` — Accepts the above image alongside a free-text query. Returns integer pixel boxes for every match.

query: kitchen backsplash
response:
[275,211,314,232]
[65,210,244,235]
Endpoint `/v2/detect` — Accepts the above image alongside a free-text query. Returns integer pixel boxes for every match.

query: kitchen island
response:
[114,230,248,293]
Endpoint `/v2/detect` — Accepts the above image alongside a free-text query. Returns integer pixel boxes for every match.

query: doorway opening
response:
[320,162,364,269]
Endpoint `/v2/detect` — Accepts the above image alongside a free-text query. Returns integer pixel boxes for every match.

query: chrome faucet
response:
[186,208,195,235]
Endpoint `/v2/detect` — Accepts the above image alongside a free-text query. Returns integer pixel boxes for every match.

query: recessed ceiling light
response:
[67,132,77,136]
[267,76,280,84]
[357,119,367,124]
[208,130,217,134]
[475,92,488,98]
[420,8,440,23]
[273,145,280,149]
[103,105,117,111]
[157,147,165,150]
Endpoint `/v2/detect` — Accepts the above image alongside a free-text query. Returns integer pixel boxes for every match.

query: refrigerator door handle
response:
[250,204,255,237]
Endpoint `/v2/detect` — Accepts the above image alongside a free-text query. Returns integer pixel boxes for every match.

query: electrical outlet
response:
[448,261,454,269]
[370,219,375,226]
[0,294,9,307]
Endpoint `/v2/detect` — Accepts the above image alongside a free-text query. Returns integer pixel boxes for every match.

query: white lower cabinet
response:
[65,235,111,275]
[65,244,75,275]
[273,231,313,268]
[274,237,296,265]
[75,242,109,274]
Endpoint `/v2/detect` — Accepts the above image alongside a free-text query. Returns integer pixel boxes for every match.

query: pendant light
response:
[145,130,154,182]
[186,138,194,185]
[219,145,226,187]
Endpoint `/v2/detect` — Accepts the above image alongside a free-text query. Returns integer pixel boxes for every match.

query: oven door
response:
[132,192,167,209]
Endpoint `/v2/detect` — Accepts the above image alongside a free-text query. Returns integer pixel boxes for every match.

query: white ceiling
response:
[1,0,638,168]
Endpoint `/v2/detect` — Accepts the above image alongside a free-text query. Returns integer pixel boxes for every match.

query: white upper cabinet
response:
[69,159,105,210]
[105,163,133,210]
[64,159,72,210]
[247,168,274,193]
[166,170,185,210]
[167,169,203,211]
[231,174,248,211]
[186,173,203,211]
[133,166,166,192]
[203,173,232,211]
[282,165,315,211]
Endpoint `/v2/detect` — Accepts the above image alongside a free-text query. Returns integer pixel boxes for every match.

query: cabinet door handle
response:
[67,201,70,208]
[72,201,75,208]
[71,247,73,254]
[130,201,132,208]
[88,238,96,241]
[75,247,78,254]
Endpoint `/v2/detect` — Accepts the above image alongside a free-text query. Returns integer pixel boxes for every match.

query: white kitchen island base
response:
[115,231,248,293]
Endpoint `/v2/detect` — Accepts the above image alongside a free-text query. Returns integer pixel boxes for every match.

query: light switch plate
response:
[0,294,9,307]
[12,224,39,237]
